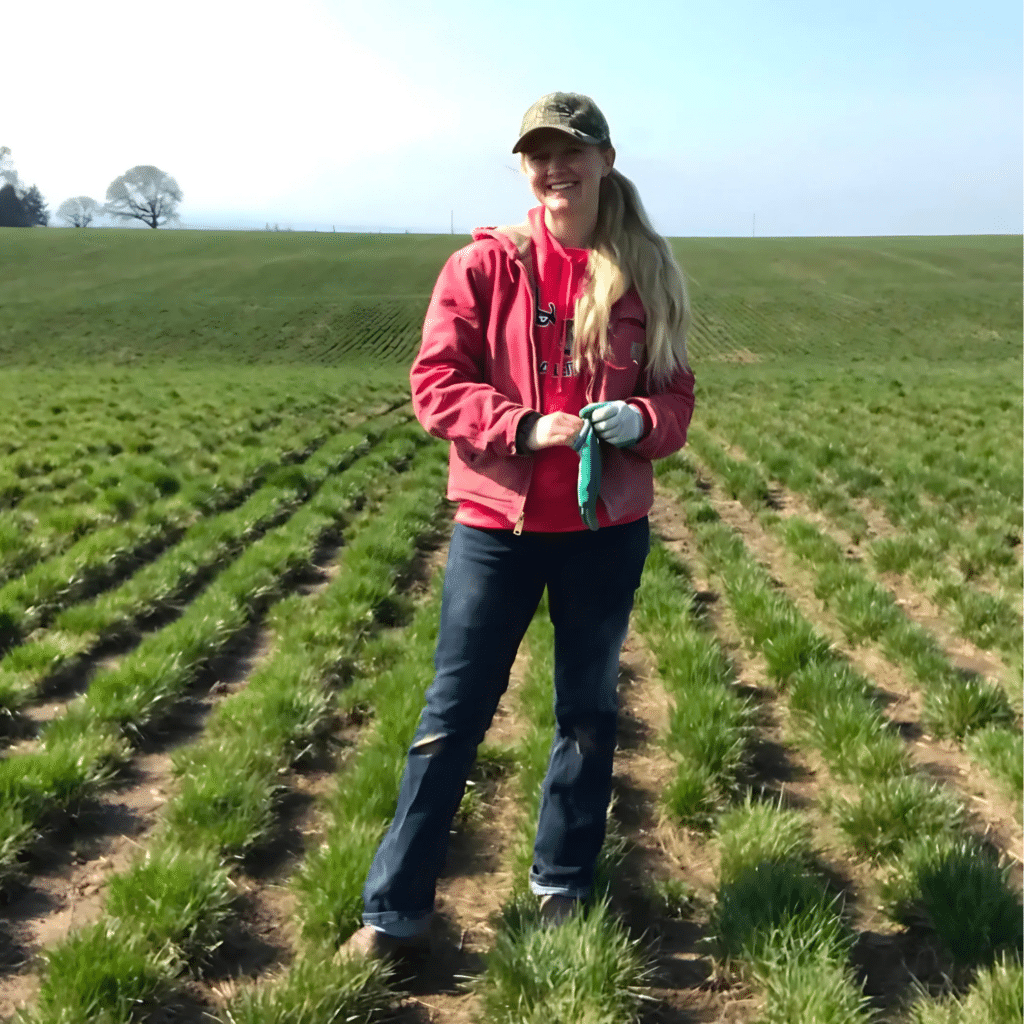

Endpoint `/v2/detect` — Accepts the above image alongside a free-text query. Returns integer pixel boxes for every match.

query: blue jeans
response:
[361,517,650,937]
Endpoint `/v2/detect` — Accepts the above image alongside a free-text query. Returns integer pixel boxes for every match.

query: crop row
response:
[12,439,1016,1022]
[703,412,1020,575]
[0,422,437,889]
[0,395,393,513]
[0,393,415,646]
[319,300,424,364]
[0,366,408,458]
[477,506,1020,1022]
[687,426,1022,663]
[655,454,1022,975]
[0,404,315,497]
[14,440,449,1024]
[681,433,1023,807]
[699,380,1020,530]
[633,536,880,1019]
[0,407,363,587]
[0,407,417,721]
[0,377,407,528]
[683,293,860,362]
[636,525,1017,1018]
[701,417,1020,603]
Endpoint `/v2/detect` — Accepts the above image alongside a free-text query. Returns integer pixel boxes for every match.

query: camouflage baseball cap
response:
[512,92,611,153]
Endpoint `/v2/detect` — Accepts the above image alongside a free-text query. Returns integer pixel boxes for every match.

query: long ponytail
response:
[572,168,691,391]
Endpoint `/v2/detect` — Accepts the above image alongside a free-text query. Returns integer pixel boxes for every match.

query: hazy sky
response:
[8,0,1022,236]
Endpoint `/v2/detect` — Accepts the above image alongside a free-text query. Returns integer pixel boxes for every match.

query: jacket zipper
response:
[514,241,541,538]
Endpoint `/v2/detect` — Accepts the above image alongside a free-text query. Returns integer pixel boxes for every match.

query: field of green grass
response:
[0,225,1019,1024]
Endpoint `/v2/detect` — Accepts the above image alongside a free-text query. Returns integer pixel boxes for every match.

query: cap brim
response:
[512,126,602,154]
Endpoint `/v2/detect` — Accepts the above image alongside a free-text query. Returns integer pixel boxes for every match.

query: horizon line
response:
[13,224,1023,241]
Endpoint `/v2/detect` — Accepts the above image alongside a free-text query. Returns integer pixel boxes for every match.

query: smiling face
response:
[520,128,615,243]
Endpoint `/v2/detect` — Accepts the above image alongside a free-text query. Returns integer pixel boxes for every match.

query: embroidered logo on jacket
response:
[536,302,556,327]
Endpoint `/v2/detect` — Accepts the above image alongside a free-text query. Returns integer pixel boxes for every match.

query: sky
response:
[6,0,1022,236]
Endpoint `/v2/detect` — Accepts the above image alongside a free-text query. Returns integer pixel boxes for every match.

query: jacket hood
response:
[472,220,532,262]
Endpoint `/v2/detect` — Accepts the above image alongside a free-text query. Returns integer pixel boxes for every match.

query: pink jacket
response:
[409,216,695,534]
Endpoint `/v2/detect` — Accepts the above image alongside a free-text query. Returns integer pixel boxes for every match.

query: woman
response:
[345,91,695,961]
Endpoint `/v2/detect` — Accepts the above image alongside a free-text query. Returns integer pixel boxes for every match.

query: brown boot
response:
[539,894,579,927]
[339,924,431,964]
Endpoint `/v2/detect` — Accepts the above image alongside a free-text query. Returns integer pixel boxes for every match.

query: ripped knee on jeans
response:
[411,732,447,757]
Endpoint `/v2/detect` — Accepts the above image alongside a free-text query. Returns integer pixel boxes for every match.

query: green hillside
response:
[1,227,1019,368]
[0,231,1020,1024]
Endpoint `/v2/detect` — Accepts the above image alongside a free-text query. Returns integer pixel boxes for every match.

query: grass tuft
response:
[788,659,874,712]
[829,775,964,861]
[922,676,1016,740]
[218,948,393,1024]
[965,726,1023,807]
[667,685,752,784]
[907,955,1023,1023]
[103,842,237,962]
[716,796,814,886]
[163,745,283,856]
[662,759,719,828]
[802,695,910,782]
[755,952,874,1024]
[473,897,651,1024]
[15,920,180,1024]
[761,624,833,683]
[709,859,847,969]
[291,821,387,948]
[883,835,1023,967]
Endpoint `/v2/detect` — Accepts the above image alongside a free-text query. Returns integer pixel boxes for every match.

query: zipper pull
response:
[514,510,525,536]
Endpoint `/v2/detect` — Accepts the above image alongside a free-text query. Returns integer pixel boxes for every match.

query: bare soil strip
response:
[767,472,1011,683]
[0,541,331,1021]
[0,507,456,1023]
[646,487,982,1017]
[611,616,761,1023]
[711,434,1015,680]
[382,641,530,1024]
[672,468,1022,878]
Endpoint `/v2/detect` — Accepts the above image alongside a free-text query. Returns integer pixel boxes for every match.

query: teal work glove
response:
[582,400,643,448]
[572,405,605,531]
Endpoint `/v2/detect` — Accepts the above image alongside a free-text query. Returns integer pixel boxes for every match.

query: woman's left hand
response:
[583,401,644,447]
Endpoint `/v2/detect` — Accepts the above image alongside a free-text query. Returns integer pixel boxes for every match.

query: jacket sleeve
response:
[410,244,534,457]
[625,359,696,461]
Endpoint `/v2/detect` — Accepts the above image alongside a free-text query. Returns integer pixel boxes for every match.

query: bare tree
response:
[57,196,103,227]
[104,165,182,228]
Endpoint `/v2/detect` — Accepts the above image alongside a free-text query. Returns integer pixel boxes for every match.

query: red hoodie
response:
[410,208,695,535]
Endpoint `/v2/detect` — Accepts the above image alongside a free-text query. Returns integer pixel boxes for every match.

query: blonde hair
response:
[573,167,691,391]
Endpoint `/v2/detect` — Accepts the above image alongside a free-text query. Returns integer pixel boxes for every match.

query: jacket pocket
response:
[600,314,645,396]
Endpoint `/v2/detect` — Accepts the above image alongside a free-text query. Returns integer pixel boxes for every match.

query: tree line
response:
[0,147,182,229]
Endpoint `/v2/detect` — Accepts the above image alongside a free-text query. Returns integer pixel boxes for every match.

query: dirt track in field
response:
[681,463,1023,875]
[2,477,1019,1023]
[709,434,1016,684]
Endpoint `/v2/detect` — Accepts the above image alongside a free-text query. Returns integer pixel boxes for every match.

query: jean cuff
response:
[362,910,432,938]
[528,878,591,901]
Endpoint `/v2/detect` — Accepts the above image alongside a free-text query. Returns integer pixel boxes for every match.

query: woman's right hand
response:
[528,412,585,450]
